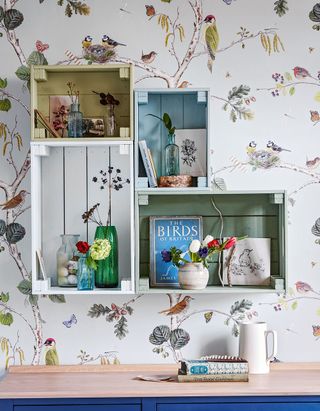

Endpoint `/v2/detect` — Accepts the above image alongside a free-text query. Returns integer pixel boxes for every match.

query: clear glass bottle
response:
[57,234,80,287]
[68,103,83,138]
[165,133,180,176]
[105,103,116,137]
[77,254,95,291]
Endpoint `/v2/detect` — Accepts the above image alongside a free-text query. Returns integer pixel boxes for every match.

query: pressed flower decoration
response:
[161,235,245,268]
[76,239,111,270]
[82,164,130,227]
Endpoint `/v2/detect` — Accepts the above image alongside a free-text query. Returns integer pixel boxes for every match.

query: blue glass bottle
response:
[68,103,83,138]
[77,254,94,291]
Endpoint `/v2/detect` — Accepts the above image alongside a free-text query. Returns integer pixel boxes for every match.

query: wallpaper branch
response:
[0,0,320,368]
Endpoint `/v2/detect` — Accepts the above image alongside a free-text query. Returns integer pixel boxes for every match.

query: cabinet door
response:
[15,405,140,411]
[157,403,320,411]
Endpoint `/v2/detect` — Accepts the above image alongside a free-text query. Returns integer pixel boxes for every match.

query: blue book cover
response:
[150,216,203,287]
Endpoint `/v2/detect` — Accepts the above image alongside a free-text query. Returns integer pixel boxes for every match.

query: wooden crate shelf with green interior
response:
[31,64,133,141]
[136,190,287,294]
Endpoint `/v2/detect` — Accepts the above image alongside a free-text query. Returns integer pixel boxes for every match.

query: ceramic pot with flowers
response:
[161,235,243,290]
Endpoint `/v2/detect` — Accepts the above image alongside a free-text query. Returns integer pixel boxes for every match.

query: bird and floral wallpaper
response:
[0,0,320,371]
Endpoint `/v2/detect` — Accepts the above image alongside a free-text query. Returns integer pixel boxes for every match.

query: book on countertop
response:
[177,371,249,383]
[180,356,249,375]
[139,140,157,188]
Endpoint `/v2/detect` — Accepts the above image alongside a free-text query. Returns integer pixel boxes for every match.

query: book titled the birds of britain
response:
[150,216,202,287]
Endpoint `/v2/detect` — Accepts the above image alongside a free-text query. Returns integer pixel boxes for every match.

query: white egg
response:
[58,267,69,277]
[67,274,78,285]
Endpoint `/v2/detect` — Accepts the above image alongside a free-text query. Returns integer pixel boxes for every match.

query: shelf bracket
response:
[269,193,284,204]
[139,278,150,292]
[137,91,148,105]
[32,144,50,157]
[197,91,207,104]
[119,144,129,155]
[119,67,130,79]
[270,276,285,291]
[119,127,130,138]
[138,194,149,205]
[33,279,51,293]
[33,68,48,82]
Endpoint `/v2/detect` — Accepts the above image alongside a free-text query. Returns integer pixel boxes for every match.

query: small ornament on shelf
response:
[92,91,120,137]
[56,234,80,287]
[67,82,83,138]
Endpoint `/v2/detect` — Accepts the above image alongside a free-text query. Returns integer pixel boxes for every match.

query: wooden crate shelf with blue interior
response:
[136,190,287,294]
[31,140,135,294]
[134,88,210,190]
[31,64,133,141]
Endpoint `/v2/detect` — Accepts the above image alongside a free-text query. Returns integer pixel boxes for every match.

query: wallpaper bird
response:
[266,141,291,153]
[246,141,257,155]
[101,35,126,49]
[203,15,219,73]
[1,190,28,210]
[44,338,60,366]
[159,296,194,316]
[141,51,157,64]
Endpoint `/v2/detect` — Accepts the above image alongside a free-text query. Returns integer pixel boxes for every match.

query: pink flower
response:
[224,237,237,250]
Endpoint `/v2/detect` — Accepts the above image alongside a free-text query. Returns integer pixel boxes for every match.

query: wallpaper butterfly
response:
[63,314,77,328]
[223,0,236,4]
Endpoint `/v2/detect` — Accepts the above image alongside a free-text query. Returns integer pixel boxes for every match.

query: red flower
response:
[207,239,220,248]
[224,237,237,250]
[76,241,90,254]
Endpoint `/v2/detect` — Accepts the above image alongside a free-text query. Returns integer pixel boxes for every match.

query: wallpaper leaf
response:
[27,51,48,66]
[48,295,66,304]
[17,279,32,295]
[274,0,289,17]
[0,78,7,88]
[15,66,30,82]
[149,325,171,345]
[0,312,13,326]
[114,316,128,339]
[230,299,253,315]
[3,9,24,30]
[0,99,11,112]
[0,6,3,22]
[170,328,190,349]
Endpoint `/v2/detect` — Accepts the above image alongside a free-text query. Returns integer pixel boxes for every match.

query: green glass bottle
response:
[165,133,180,176]
[94,225,118,288]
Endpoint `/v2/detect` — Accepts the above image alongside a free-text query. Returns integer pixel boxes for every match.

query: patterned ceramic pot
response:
[178,262,209,290]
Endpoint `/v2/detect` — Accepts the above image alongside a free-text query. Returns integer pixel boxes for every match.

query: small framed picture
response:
[82,117,105,137]
[223,238,271,286]
[149,216,203,287]
[174,129,207,177]
[49,95,72,138]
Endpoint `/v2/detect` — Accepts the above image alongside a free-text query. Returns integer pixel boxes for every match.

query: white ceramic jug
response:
[239,322,277,374]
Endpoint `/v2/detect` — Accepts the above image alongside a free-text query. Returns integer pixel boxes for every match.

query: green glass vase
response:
[94,225,118,288]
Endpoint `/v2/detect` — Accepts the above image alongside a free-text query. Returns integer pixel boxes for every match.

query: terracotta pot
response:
[178,262,209,290]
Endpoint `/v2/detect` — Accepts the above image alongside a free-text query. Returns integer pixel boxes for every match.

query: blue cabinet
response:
[1,396,320,411]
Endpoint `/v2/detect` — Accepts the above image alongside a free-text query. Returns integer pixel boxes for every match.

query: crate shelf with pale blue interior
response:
[31,140,135,294]
[136,190,287,293]
[135,89,210,189]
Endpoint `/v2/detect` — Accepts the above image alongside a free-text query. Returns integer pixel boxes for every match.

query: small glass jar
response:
[165,133,180,176]
[105,103,116,137]
[77,255,95,291]
[68,103,83,138]
[57,234,80,287]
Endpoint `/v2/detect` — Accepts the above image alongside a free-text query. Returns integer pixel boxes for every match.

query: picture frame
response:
[174,129,207,177]
[49,95,72,138]
[82,117,105,137]
[223,238,271,286]
[149,216,203,287]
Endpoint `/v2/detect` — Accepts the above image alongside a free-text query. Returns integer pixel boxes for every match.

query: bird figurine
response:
[101,35,126,49]
[145,5,155,17]
[82,35,93,49]
[306,157,320,169]
[293,66,313,80]
[203,15,219,73]
[266,141,291,153]
[1,190,29,210]
[159,296,194,316]
[44,338,60,366]
[246,140,257,155]
[178,81,192,88]
[141,51,157,64]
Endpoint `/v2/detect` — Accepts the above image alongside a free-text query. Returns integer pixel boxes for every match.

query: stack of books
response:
[139,140,158,188]
[178,355,249,382]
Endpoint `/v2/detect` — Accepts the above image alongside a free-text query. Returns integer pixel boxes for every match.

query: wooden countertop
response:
[0,363,320,399]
